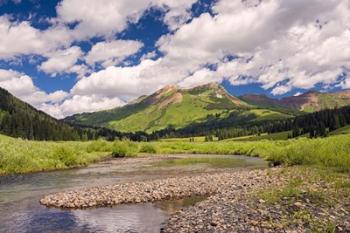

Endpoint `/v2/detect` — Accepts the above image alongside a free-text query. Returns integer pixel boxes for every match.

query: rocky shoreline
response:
[40,166,350,232]
[162,168,350,233]
[40,168,278,209]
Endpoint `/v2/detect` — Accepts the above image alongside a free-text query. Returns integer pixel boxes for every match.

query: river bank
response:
[40,168,278,208]
[41,165,350,232]
[1,154,266,232]
[163,167,350,232]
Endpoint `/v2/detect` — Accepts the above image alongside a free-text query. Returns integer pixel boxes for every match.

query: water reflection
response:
[73,204,167,233]
[0,155,267,233]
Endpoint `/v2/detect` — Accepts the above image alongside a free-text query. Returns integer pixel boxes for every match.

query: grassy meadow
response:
[1,132,350,175]
[0,134,111,175]
[151,134,350,172]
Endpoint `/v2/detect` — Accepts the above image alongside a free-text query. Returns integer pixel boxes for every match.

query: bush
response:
[52,146,79,167]
[139,144,158,154]
[112,141,138,158]
[86,140,109,153]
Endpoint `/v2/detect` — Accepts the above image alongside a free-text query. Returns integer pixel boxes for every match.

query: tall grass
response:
[1,133,350,175]
[150,134,350,172]
[0,135,113,175]
[111,141,138,157]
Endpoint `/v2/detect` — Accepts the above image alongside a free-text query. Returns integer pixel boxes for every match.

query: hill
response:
[66,83,292,133]
[0,87,95,140]
[241,90,350,112]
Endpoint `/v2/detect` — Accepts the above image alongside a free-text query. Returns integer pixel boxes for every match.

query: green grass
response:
[111,141,139,157]
[330,125,350,136]
[0,134,116,175]
[149,134,350,172]
[109,91,227,132]
[2,132,350,175]
[256,167,349,232]
[228,131,291,141]
[248,109,292,121]
[139,144,158,153]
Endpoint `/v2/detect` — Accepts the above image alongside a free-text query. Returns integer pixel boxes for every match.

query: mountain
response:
[281,90,350,112]
[66,83,292,133]
[239,94,284,109]
[0,87,94,140]
[241,90,350,113]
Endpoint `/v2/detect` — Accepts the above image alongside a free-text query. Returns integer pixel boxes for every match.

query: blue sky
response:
[0,0,348,118]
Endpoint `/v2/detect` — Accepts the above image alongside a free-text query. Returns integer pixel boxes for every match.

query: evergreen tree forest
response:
[148,106,350,140]
[0,88,94,140]
[0,87,135,141]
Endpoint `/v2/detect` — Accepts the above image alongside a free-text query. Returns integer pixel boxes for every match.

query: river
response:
[0,154,267,233]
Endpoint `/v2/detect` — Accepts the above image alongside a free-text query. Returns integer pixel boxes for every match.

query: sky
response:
[0,0,349,119]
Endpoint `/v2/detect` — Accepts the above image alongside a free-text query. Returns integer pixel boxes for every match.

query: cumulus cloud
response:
[63,0,349,117]
[72,59,161,100]
[56,0,197,39]
[0,16,72,59]
[39,46,85,76]
[156,0,350,95]
[85,40,143,67]
[0,69,68,110]
[40,94,125,119]
[1,0,350,118]
[178,68,220,89]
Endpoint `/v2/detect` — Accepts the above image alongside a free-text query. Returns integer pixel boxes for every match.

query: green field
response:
[330,125,350,136]
[0,134,112,175]
[1,132,350,175]
[227,131,291,141]
[150,134,350,172]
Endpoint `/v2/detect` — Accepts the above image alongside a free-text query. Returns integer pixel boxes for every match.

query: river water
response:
[0,154,267,233]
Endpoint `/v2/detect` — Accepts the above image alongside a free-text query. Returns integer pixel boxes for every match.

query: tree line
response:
[0,87,142,141]
[1,84,350,142]
[146,106,350,140]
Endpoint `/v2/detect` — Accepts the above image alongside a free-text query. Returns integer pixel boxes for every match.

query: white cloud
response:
[157,0,198,30]
[1,0,350,118]
[0,69,68,111]
[72,59,161,100]
[56,0,197,40]
[61,0,349,116]
[178,68,219,89]
[156,0,350,95]
[39,46,84,76]
[85,40,143,67]
[141,51,157,60]
[0,16,73,59]
[41,95,125,119]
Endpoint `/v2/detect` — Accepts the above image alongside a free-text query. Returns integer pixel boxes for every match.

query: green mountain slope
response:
[66,83,292,133]
[0,87,91,140]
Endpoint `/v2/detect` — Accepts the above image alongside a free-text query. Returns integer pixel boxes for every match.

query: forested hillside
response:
[0,87,98,140]
[148,106,350,141]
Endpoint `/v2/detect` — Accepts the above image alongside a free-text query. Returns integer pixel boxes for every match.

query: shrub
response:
[112,141,138,158]
[139,144,158,154]
[86,140,109,153]
[52,146,79,167]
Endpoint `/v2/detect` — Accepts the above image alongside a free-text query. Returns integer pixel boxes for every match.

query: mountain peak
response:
[66,82,250,132]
